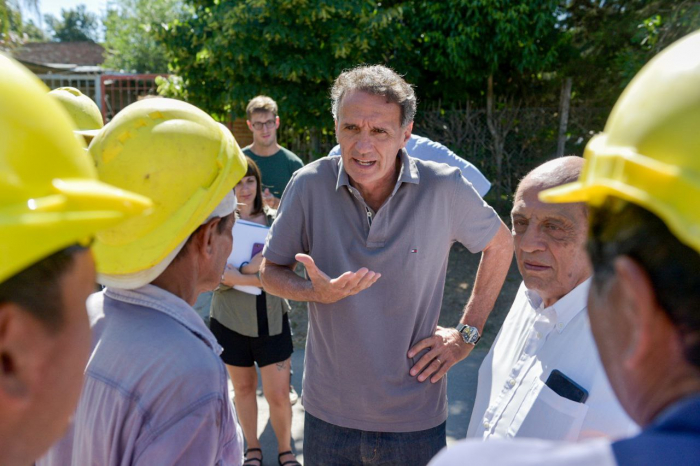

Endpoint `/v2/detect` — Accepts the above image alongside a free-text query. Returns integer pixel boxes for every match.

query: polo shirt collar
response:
[335,148,420,192]
[104,284,222,354]
[524,277,592,333]
[650,394,700,433]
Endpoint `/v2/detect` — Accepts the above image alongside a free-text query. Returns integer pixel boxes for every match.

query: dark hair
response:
[588,199,700,368]
[241,156,264,216]
[0,246,85,330]
[330,65,417,127]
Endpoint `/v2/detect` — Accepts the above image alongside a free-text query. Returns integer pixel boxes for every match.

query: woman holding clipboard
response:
[210,157,299,466]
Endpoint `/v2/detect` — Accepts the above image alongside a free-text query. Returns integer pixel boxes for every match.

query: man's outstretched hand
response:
[295,253,381,304]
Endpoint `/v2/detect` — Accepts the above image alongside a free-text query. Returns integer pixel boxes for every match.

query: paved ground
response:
[242,347,489,464]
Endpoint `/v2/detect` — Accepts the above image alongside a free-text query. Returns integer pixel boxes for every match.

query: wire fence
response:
[415,106,609,204]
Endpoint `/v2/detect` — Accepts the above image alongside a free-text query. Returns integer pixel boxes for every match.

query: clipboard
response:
[226,219,270,295]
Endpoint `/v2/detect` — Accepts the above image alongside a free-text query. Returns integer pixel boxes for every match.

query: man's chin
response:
[257,137,275,147]
[522,275,550,293]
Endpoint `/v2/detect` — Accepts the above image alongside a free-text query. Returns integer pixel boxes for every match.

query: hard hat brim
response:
[75,129,100,138]
[539,181,589,204]
[0,178,152,283]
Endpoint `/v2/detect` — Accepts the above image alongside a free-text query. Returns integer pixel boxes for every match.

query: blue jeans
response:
[303,412,446,466]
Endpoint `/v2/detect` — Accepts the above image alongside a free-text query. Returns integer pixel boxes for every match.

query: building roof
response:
[14,42,105,68]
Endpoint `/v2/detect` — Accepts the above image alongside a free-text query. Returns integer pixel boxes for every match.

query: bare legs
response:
[260,359,294,457]
[227,359,298,463]
[228,365,262,463]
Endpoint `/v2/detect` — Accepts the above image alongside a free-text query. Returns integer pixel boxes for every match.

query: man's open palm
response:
[295,253,381,304]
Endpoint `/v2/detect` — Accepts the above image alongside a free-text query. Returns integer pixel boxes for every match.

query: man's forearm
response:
[260,259,315,301]
[460,222,513,331]
[227,273,261,288]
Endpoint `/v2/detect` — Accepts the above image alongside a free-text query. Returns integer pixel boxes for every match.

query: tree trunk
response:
[310,126,321,161]
[486,75,504,195]
[556,77,572,158]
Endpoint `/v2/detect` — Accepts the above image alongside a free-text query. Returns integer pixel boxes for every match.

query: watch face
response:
[460,325,480,344]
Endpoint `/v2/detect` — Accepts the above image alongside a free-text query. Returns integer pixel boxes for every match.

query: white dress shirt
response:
[429,438,617,466]
[467,278,638,441]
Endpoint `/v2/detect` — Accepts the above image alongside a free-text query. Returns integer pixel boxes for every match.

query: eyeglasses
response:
[251,119,276,130]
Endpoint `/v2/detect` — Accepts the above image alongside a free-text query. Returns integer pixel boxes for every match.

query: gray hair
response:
[330,65,417,127]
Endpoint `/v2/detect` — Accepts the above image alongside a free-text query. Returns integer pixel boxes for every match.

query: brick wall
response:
[227,118,253,148]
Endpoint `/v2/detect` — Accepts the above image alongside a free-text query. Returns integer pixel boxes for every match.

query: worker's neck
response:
[635,368,700,426]
[150,256,201,306]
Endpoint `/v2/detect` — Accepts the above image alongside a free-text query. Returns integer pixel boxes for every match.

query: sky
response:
[22,0,107,28]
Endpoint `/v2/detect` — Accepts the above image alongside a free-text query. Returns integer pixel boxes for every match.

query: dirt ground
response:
[288,242,522,350]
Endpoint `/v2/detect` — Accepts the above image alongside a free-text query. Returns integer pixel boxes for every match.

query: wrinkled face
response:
[247,111,279,147]
[209,213,235,289]
[511,182,591,306]
[235,175,258,207]
[27,249,94,459]
[587,271,637,420]
[335,90,411,195]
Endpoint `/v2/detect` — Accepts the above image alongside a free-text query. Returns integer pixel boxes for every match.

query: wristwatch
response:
[456,323,481,345]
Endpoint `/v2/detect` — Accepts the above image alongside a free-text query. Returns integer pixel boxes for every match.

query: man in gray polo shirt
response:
[261,65,513,465]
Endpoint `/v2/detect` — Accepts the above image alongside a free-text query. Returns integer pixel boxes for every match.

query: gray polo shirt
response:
[263,150,501,432]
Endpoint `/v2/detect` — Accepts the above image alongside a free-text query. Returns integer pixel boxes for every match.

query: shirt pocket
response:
[509,376,589,441]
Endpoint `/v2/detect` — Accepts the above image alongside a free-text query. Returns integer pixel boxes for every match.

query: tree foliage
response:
[103,0,191,73]
[157,0,700,133]
[560,0,700,107]
[45,4,99,42]
[157,0,412,128]
[406,0,564,103]
[0,0,43,47]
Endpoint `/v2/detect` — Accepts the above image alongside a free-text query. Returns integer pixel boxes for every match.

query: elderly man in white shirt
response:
[466,156,638,442]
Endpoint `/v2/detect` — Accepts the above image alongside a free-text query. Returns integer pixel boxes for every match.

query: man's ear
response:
[275,116,280,129]
[195,218,221,257]
[246,120,253,132]
[0,302,35,404]
[614,256,672,371]
[401,122,413,147]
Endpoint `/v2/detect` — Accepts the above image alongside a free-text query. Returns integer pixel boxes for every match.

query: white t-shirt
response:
[429,438,617,466]
[467,279,638,441]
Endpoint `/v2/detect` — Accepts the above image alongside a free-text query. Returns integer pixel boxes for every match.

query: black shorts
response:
[210,314,293,368]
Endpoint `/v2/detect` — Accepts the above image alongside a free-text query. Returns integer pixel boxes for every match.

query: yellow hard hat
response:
[48,87,103,142]
[540,30,700,254]
[89,98,247,275]
[0,55,153,284]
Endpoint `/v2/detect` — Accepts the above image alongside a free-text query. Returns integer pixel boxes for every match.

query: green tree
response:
[157,0,412,139]
[1,0,41,46]
[560,0,700,107]
[45,4,99,42]
[407,0,564,104]
[104,0,191,73]
[405,0,564,194]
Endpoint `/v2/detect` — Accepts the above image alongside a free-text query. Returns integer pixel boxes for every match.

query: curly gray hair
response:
[330,65,416,127]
